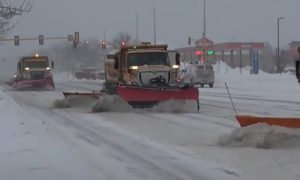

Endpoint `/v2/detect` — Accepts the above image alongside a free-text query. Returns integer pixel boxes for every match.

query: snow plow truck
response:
[63,42,199,111]
[6,54,55,89]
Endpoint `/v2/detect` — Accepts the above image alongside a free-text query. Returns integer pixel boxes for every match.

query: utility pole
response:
[103,28,106,41]
[202,0,207,61]
[203,0,206,38]
[277,17,284,73]
[135,13,139,43]
[153,7,157,45]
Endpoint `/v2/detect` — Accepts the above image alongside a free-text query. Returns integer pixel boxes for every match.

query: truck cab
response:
[16,54,53,80]
[104,43,181,91]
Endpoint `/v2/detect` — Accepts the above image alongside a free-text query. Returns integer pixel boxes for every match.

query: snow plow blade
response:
[236,115,300,128]
[63,92,104,99]
[62,86,199,110]
[9,76,55,89]
[116,86,199,109]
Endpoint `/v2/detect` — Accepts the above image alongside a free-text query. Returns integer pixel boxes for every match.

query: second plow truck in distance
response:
[6,54,55,90]
[63,42,199,111]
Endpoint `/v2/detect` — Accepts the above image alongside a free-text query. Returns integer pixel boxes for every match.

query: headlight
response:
[13,74,17,78]
[129,66,138,70]
[46,67,51,70]
[25,67,30,71]
[172,64,179,69]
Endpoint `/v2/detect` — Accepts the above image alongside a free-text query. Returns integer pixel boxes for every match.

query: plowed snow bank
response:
[219,123,300,149]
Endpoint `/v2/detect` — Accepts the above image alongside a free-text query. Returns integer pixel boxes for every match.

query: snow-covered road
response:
[1,81,238,180]
[2,69,300,180]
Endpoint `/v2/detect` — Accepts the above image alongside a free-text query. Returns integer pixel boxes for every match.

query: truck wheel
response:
[209,83,214,88]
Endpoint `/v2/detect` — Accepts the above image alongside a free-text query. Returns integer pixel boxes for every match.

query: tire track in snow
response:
[48,110,218,180]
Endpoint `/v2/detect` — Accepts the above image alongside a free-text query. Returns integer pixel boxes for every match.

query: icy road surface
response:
[1,68,300,180]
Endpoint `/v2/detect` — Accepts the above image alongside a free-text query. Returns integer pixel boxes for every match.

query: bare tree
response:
[0,0,32,37]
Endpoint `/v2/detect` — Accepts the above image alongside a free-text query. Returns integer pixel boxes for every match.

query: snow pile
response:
[151,99,198,113]
[91,95,133,112]
[54,95,98,109]
[219,123,300,149]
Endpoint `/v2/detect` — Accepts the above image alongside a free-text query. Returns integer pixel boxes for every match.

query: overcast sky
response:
[1,0,300,57]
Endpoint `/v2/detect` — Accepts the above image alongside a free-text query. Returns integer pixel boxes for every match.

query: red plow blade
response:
[117,85,199,110]
[62,86,199,111]
[63,92,104,99]
[11,76,55,89]
[236,115,300,128]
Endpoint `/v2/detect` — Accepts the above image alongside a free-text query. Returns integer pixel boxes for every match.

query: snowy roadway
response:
[1,69,300,180]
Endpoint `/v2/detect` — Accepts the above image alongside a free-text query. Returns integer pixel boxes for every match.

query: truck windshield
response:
[24,60,48,68]
[127,52,169,67]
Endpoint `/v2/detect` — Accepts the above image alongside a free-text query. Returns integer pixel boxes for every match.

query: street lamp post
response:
[203,0,206,38]
[153,7,157,45]
[135,13,139,43]
[277,17,284,73]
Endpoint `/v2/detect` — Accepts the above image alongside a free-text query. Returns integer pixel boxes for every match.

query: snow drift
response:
[91,95,133,112]
[218,123,300,149]
[151,99,198,113]
[54,94,133,112]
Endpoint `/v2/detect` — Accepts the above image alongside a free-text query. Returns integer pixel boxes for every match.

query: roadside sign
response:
[251,51,259,74]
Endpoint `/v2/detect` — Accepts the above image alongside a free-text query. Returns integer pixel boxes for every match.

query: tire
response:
[200,83,204,88]
[209,83,214,88]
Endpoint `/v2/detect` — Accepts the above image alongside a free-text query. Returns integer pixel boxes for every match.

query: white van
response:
[181,61,215,88]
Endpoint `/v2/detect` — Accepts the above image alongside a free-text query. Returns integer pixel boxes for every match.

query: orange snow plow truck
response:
[63,43,199,110]
[6,54,55,89]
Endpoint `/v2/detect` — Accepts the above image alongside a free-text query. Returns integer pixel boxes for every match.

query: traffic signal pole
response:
[0,32,79,47]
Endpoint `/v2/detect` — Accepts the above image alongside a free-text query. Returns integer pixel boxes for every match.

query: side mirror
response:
[114,56,119,69]
[175,53,180,65]
[296,60,300,83]
[51,61,54,68]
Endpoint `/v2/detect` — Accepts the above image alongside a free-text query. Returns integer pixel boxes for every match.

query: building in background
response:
[177,40,275,73]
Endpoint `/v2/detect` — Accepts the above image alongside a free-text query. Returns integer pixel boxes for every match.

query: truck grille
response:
[139,71,170,86]
[30,71,46,79]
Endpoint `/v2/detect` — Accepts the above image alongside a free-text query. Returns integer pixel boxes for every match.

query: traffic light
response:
[101,40,107,49]
[207,50,215,55]
[195,50,203,55]
[188,37,191,45]
[38,35,44,45]
[73,32,79,48]
[195,50,215,55]
[14,35,20,46]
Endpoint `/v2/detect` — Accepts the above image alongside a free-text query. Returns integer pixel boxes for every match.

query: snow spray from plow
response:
[54,94,133,112]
